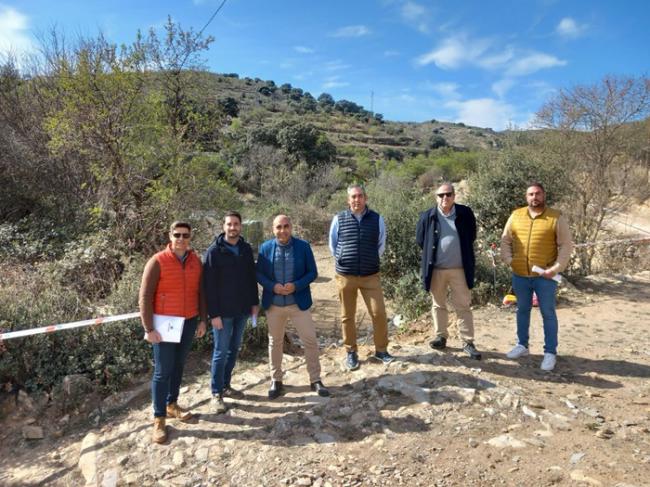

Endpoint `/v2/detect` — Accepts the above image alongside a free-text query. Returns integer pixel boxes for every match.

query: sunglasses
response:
[437,192,454,198]
[172,232,191,239]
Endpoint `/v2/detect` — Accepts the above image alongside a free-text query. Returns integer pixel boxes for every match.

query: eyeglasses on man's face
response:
[172,232,191,239]
[437,192,454,198]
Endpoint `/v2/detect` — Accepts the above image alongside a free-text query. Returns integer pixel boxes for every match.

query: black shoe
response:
[346,351,360,371]
[463,341,482,360]
[310,380,330,397]
[429,336,447,349]
[268,380,283,400]
[373,351,395,364]
[223,385,244,399]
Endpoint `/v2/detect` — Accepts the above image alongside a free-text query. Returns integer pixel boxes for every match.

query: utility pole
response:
[370,90,374,115]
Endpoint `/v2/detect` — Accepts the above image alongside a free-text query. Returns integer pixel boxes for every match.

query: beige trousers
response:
[266,304,321,383]
[430,267,474,342]
[335,273,389,352]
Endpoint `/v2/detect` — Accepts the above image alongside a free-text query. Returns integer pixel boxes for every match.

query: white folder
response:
[150,314,185,343]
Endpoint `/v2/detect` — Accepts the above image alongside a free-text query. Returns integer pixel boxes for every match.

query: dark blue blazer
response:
[256,237,318,311]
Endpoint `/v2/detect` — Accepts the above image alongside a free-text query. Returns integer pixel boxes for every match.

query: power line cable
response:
[198,0,228,37]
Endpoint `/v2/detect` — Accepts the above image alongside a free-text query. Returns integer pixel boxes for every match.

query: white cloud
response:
[331,25,370,38]
[416,35,491,69]
[426,81,461,99]
[477,47,514,69]
[324,60,350,71]
[322,76,349,89]
[555,17,587,38]
[446,98,517,130]
[0,5,33,55]
[491,78,516,97]
[294,46,314,54]
[505,53,566,76]
[417,35,566,77]
[323,80,349,89]
[401,1,429,33]
[384,49,400,57]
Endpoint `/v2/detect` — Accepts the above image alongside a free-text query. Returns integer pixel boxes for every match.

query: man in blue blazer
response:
[256,215,329,399]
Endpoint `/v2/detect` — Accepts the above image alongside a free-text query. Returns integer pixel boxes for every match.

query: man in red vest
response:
[139,221,207,444]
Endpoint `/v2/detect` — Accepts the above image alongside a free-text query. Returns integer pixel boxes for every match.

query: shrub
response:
[466,146,568,244]
[0,263,149,393]
[429,134,448,149]
[367,173,431,319]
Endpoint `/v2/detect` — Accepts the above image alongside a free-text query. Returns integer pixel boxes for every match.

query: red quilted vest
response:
[153,245,202,318]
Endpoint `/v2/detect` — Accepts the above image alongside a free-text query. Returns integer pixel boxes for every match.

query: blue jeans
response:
[151,316,198,417]
[211,314,247,395]
[512,274,558,354]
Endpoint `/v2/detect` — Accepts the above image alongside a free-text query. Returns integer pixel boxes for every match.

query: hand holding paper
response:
[532,265,562,283]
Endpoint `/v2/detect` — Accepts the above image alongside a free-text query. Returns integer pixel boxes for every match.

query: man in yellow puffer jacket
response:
[500,183,573,371]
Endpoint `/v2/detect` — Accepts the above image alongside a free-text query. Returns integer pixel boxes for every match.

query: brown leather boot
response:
[152,417,167,444]
[166,402,193,421]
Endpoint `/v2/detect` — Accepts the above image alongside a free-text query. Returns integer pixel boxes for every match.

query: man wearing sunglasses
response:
[139,221,207,444]
[416,183,481,360]
[203,211,259,413]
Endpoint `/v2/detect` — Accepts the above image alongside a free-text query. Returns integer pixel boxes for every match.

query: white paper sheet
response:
[149,314,185,343]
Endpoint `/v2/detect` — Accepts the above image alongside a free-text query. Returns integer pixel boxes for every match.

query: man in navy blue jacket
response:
[416,183,481,360]
[204,211,259,413]
[256,215,329,399]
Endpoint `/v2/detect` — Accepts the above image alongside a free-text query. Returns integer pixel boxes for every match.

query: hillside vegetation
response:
[0,20,648,396]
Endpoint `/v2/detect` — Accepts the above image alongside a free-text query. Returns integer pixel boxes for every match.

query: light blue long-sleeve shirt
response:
[328,208,386,257]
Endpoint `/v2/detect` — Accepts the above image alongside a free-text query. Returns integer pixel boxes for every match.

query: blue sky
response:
[1,0,648,130]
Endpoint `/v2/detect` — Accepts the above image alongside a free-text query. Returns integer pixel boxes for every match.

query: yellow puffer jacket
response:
[510,207,560,276]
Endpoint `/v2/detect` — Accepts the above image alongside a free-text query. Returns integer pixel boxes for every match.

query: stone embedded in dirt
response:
[194,447,209,462]
[123,473,140,485]
[523,437,545,448]
[78,432,100,484]
[570,470,603,486]
[376,375,431,404]
[21,425,44,439]
[172,451,185,467]
[539,411,572,431]
[101,468,119,487]
[522,406,537,418]
[533,429,553,437]
[570,452,586,464]
[314,433,336,444]
[101,382,149,413]
[486,434,527,449]
[595,428,615,439]
[295,477,313,486]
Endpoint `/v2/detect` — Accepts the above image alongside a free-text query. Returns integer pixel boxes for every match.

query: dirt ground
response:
[1,244,649,486]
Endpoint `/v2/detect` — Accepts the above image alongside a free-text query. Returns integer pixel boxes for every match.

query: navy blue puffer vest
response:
[335,209,380,276]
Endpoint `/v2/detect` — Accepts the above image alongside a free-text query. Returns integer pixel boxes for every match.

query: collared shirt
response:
[435,205,463,268]
[328,208,386,256]
[272,239,296,307]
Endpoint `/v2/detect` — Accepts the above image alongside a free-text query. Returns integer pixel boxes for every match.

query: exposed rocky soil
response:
[1,248,649,486]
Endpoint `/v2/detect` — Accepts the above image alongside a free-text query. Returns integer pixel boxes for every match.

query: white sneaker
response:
[540,353,556,371]
[506,344,529,359]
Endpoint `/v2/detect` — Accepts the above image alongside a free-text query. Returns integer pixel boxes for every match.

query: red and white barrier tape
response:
[574,236,650,248]
[0,312,140,341]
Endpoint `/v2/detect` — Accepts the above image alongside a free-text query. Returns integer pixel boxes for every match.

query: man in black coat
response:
[416,182,481,360]
[203,211,259,413]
